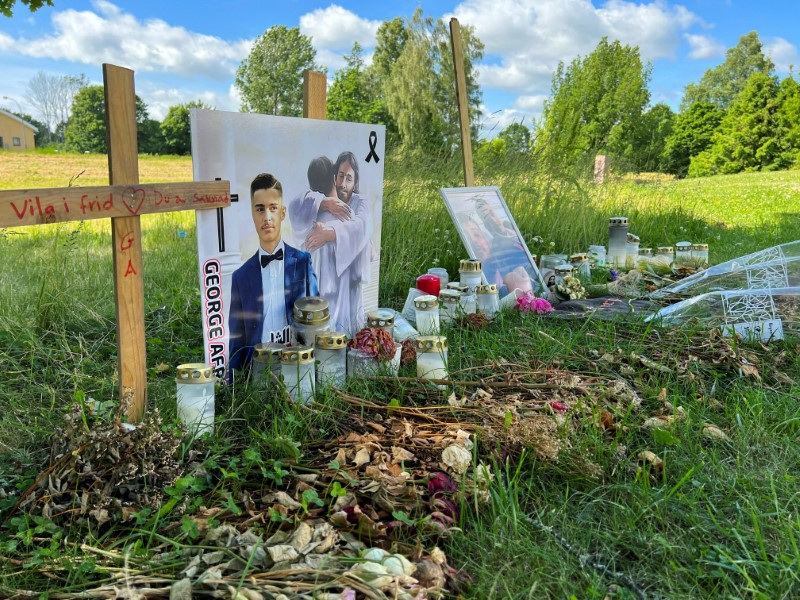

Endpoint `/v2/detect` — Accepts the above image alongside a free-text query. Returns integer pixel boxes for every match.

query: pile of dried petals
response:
[348,327,396,361]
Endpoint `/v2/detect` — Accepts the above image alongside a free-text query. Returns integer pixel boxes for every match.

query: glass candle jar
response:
[315,332,347,388]
[541,254,568,270]
[415,335,448,388]
[675,241,692,265]
[626,233,640,268]
[476,283,500,318]
[252,342,284,387]
[427,267,449,289]
[656,246,674,267]
[292,296,330,346]
[588,245,606,266]
[608,217,629,268]
[367,309,395,336]
[570,253,591,279]
[439,289,462,324]
[281,346,315,404]
[176,363,215,437]
[459,259,483,294]
[692,243,709,264]
[416,274,441,297]
[414,294,440,335]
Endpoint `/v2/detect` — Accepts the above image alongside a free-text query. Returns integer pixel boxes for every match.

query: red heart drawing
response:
[122,187,146,216]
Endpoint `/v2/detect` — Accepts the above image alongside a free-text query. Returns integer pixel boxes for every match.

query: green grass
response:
[1,150,799,598]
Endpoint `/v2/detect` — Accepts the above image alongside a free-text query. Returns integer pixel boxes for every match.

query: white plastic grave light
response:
[291,296,330,346]
[366,309,395,336]
[176,363,215,437]
[315,332,347,388]
[626,233,640,268]
[459,258,483,294]
[476,283,500,318]
[415,335,448,389]
[252,342,284,387]
[608,217,629,268]
[281,347,315,404]
[439,289,462,324]
[414,294,440,335]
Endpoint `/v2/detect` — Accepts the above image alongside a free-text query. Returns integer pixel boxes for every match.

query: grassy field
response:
[1,149,799,598]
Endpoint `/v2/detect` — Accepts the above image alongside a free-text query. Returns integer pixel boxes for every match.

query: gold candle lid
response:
[439,289,461,304]
[415,335,447,352]
[657,246,674,254]
[367,309,395,329]
[315,331,347,350]
[293,296,330,324]
[176,363,215,383]
[281,346,315,365]
[609,216,628,225]
[253,342,285,363]
[570,253,588,263]
[447,281,469,292]
[414,295,439,311]
[639,247,653,255]
[459,258,482,272]
[692,243,708,250]
[555,264,574,274]
[476,283,498,295]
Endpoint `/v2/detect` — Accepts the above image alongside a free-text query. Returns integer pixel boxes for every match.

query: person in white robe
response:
[288,152,372,333]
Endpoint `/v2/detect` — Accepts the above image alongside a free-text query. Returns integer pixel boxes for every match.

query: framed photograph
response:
[191,109,385,378]
[440,186,546,296]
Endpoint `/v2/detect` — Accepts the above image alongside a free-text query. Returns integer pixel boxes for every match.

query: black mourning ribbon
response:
[365,130,380,163]
[260,248,284,268]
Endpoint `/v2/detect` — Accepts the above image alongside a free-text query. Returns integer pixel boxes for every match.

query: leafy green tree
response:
[64,85,149,154]
[160,100,212,155]
[498,123,532,154]
[609,103,675,172]
[0,0,51,18]
[382,9,484,152]
[327,43,392,130]
[682,32,774,110]
[474,137,507,171]
[774,75,800,169]
[234,26,322,116]
[138,117,165,155]
[661,102,724,176]
[689,72,780,176]
[372,18,409,81]
[536,37,651,171]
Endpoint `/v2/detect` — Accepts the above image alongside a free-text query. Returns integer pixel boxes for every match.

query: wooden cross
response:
[0,64,230,423]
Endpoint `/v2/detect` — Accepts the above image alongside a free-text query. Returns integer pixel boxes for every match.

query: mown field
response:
[1,149,799,598]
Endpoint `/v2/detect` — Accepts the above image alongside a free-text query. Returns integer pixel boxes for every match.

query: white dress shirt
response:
[258,241,289,344]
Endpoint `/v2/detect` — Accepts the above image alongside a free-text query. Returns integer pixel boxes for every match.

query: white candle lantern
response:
[315,332,347,388]
[626,233,640,268]
[366,309,395,336]
[459,259,483,294]
[427,267,449,288]
[675,241,692,265]
[639,248,653,264]
[415,336,448,388]
[541,254,568,270]
[692,243,709,265]
[476,283,500,318]
[608,217,629,268]
[414,294,440,334]
[292,297,330,346]
[252,343,284,387]
[656,246,674,267]
[588,245,606,266]
[447,281,475,315]
[176,363,215,437]
[281,346,315,404]
[570,253,591,279]
[439,289,462,324]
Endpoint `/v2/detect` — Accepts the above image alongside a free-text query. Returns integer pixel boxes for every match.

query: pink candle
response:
[416,274,441,297]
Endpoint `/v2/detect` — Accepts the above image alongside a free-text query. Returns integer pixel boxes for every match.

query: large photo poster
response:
[192,109,385,378]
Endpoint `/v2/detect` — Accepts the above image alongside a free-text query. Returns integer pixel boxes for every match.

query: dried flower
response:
[461,311,490,330]
[400,338,416,366]
[428,472,458,494]
[348,328,396,362]
[515,292,554,314]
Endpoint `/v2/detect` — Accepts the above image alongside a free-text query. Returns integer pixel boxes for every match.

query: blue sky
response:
[1,0,798,137]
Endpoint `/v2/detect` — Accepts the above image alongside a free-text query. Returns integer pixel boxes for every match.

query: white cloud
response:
[764,37,799,73]
[685,33,724,59]
[449,0,703,96]
[299,4,380,71]
[134,83,229,120]
[0,31,13,50]
[514,95,547,113]
[479,107,535,139]
[6,1,252,80]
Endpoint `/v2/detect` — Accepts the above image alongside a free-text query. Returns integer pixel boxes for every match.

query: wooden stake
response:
[303,70,327,120]
[449,18,475,187]
[103,64,147,422]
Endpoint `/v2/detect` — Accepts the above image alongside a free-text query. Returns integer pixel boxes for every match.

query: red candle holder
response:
[416,274,441,297]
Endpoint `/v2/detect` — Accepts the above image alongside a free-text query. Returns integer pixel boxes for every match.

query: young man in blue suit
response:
[227,173,319,377]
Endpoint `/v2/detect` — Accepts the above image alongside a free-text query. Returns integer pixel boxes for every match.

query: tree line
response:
[6,12,798,179]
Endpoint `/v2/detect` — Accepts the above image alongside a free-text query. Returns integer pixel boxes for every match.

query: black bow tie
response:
[260,248,284,268]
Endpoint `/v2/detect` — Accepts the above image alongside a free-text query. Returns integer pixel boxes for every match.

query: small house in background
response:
[0,109,37,151]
